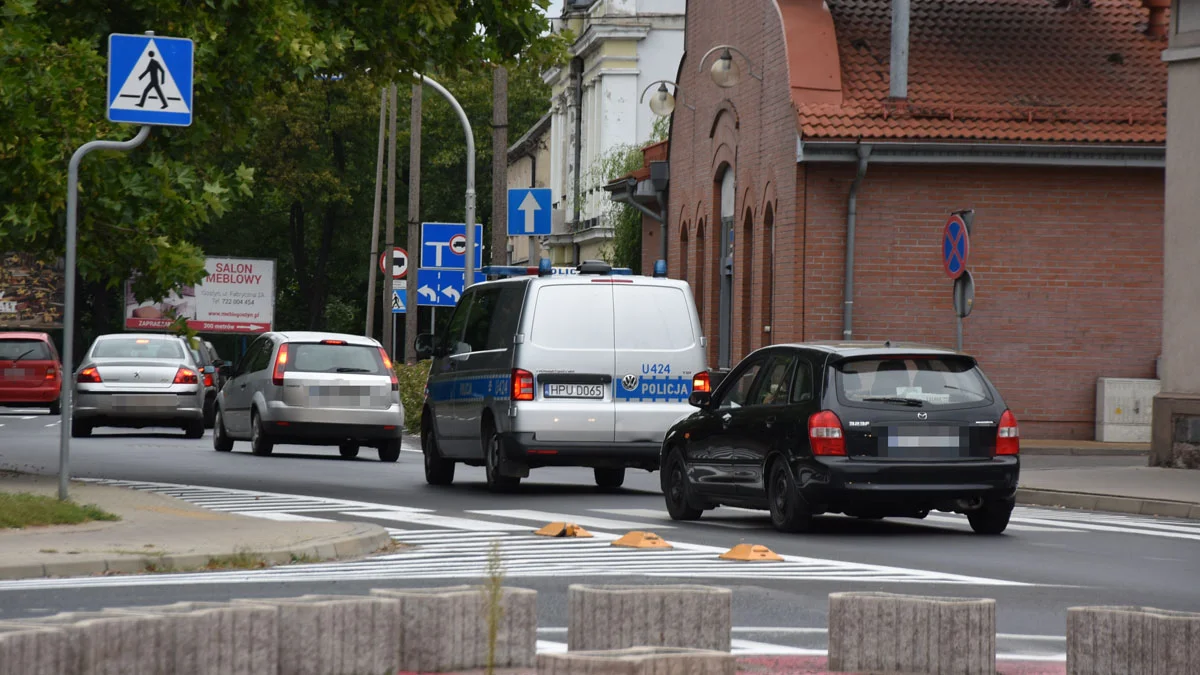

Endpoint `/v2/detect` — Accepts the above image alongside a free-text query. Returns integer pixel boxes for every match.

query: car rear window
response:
[0,339,52,360]
[529,285,614,350]
[93,338,184,359]
[614,285,695,350]
[835,357,992,408]
[289,343,388,375]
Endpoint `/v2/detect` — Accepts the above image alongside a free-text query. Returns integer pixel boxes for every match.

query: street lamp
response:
[640,80,687,117]
[697,45,762,88]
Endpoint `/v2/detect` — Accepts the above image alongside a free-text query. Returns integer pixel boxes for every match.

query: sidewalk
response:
[1021,438,1148,456]
[0,472,392,580]
[1018,462,1200,519]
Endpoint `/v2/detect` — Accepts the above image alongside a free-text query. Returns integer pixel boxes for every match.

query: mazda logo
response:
[621,374,639,392]
[133,371,140,379]
[917,412,928,420]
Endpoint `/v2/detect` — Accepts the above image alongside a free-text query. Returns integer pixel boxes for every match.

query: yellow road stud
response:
[719,543,784,562]
[611,531,673,549]
[534,522,593,538]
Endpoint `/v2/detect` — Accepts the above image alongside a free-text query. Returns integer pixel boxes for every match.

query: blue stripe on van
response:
[427,375,511,403]
[614,376,692,402]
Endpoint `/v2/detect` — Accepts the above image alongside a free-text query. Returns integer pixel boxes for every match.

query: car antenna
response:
[884,339,891,348]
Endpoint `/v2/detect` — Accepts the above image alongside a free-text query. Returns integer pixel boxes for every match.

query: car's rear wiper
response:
[11,349,35,363]
[861,396,925,407]
[335,367,373,373]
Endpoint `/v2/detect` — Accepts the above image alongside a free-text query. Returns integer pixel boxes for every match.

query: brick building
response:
[651,0,1167,439]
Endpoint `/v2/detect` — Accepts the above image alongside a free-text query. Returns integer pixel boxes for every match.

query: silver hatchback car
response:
[72,333,207,438]
[212,331,405,461]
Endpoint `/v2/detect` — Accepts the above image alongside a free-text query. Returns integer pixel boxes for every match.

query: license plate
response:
[3,368,28,378]
[543,383,603,399]
[115,395,169,409]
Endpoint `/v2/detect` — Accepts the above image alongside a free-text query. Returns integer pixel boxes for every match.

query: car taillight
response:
[512,369,535,401]
[45,367,57,381]
[379,347,399,391]
[692,371,711,394]
[996,409,1020,455]
[808,410,846,456]
[173,367,199,385]
[203,373,214,387]
[272,343,290,386]
[77,367,101,384]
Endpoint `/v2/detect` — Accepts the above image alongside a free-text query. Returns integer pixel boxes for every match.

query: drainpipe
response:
[890,0,910,99]
[570,57,584,228]
[842,144,872,340]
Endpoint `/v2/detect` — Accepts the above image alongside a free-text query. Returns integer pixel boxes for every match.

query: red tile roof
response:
[795,0,1167,143]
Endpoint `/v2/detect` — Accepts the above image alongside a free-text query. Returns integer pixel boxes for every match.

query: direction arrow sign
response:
[379,247,408,279]
[107,34,194,127]
[416,269,485,308]
[507,188,552,236]
[942,214,970,279]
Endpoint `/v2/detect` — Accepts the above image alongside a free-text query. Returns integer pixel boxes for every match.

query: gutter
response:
[799,139,1165,168]
[603,177,664,223]
[843,145,872,340]
[571,57,584,226]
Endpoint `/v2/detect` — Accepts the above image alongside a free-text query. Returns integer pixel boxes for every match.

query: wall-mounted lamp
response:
[639,80,691,116]
[697,45,763,88]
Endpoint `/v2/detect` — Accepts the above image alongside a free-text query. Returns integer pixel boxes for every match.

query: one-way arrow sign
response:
[507,188,551,236]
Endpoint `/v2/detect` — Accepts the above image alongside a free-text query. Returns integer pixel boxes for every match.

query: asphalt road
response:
[1,409,1197,657]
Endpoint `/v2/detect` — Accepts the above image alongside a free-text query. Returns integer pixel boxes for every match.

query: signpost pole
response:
[417,74,476,289]
[60,125,152,500]
[382,84,398,360]
[365,87,387,339]
[956,314,964,353]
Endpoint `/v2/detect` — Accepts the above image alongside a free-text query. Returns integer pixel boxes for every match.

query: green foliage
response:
[591,144,647,273]
[396,360,431,433]
[0,492,119,529]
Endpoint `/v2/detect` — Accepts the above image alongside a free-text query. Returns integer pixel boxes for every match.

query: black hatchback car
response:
[660,342,1019,535]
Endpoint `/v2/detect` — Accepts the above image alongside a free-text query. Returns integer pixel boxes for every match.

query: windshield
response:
[0,339,52,361]
[835,356,992,408]
[289,343,388,375]
[93,337,184,359]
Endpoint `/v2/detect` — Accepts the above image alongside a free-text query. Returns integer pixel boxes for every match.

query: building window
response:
[680,222,690,284]
[695,217,706,325]
[741,207,754,355]
[762,203,775,344]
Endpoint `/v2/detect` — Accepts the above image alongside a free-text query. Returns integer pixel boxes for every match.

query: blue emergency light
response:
[653,259,667,278]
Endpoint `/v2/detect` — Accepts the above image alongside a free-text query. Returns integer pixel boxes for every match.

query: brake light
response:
[322,339,347,345]
[808,410,846,456]
[996,409,1020,455]
[512,369,535,401]
[173,367,199,385]
[272,343,289,386]
[203,373,214,387]
[45,367,57,381]
[692,371,711,394]
[379,347,399,391]
[77,367,101,384]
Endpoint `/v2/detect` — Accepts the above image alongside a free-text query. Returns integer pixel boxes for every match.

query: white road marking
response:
[351,510,531,531]
[731,639,824,655]
[919,514,1086,533]
[235,512,332,522]
[468,509,673,531]
[591,508,762,529]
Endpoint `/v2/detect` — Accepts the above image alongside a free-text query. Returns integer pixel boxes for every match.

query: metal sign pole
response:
[60,125,152,500]
[416,73,475,289]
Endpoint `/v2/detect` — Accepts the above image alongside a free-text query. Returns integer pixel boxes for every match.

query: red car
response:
[0,332,63,415]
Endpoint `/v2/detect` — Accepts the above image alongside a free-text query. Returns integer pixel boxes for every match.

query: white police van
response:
[416,259,710,491]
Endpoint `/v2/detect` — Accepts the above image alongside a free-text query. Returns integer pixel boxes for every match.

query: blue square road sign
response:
[107,34,194,127]
[416,269,486,308]
[421,223,483,270]
[507,188,552,236]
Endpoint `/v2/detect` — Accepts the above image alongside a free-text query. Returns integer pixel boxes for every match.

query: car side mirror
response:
[688,391,712,409]
[709,370,730,391]
[415,333,435,359]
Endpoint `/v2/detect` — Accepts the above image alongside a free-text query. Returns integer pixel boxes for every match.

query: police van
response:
[416,259,709,491]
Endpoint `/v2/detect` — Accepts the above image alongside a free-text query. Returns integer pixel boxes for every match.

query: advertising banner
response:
[125,257,275,334]
[0,252,65,329]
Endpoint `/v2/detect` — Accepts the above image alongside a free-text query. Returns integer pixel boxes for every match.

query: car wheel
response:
[213,410,234,452]
[70,420,92,438]
[183,419,205,439]
[967,499,1013,535]
[594,467,625,491]
[767,460,812,533]
[202,396,216,429]
[378,440,401,463]
[339,443,359,459]
[49,400,61,416]
[662,450,702,521]
[422,426,455,485]
[483,423,519,492]
[250,411,273,456]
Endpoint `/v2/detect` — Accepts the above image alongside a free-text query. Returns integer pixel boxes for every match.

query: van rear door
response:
[612,281,706,444]
[519,281,616,443]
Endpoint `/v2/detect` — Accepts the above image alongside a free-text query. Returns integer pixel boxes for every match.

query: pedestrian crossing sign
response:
[392,290,406,314]
[107,33,194,127]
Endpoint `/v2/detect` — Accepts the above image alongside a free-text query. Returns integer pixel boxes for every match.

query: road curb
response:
[1020,446,1147,457]
[1016,487,1200,520]
[0,523,392,581]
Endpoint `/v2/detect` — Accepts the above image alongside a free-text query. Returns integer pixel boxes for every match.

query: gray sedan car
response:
[212,331,405,461]
[72,333,207,438]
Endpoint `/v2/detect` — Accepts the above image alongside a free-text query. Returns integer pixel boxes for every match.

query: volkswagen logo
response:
[917,412,928,420]
[621,374,639,392]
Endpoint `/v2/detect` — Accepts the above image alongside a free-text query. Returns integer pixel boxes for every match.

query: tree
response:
[0,0,564,319]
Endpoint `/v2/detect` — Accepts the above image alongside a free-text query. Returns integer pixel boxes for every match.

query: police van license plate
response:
[544,383,603,399]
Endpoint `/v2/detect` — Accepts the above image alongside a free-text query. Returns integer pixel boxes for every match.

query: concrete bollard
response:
[371,585,538,672]
[1068,605,1200,675]
[828,591,995,675]
[567,584,732,652]
[15,610,172,675]
[233,594,399,675]
[109,601,278,675]
[0,623,72,675]
[538,646,736,675]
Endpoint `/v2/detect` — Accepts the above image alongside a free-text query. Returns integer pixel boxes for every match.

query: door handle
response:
[765,415,776,428]
[721,413,732,426]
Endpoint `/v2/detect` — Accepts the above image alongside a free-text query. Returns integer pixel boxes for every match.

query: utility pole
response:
[365,87,387,338]
[492,65,509,265]
[381,83,398,359]
[405,83,422,364]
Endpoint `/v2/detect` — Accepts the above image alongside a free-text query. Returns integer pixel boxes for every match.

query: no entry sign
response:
[942,214,970,279]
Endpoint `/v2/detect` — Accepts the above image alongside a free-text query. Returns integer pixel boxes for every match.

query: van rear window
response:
[0,339,51,361]
[289,344,389,374]
[835,357,992,408]
[530,285,614,349]
[614,286,695,350]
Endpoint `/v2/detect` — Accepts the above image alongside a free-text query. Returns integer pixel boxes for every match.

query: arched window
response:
[741,207,754,356]
[695,217,706,325]
[680,222,690,284]
[762,203,775,344]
